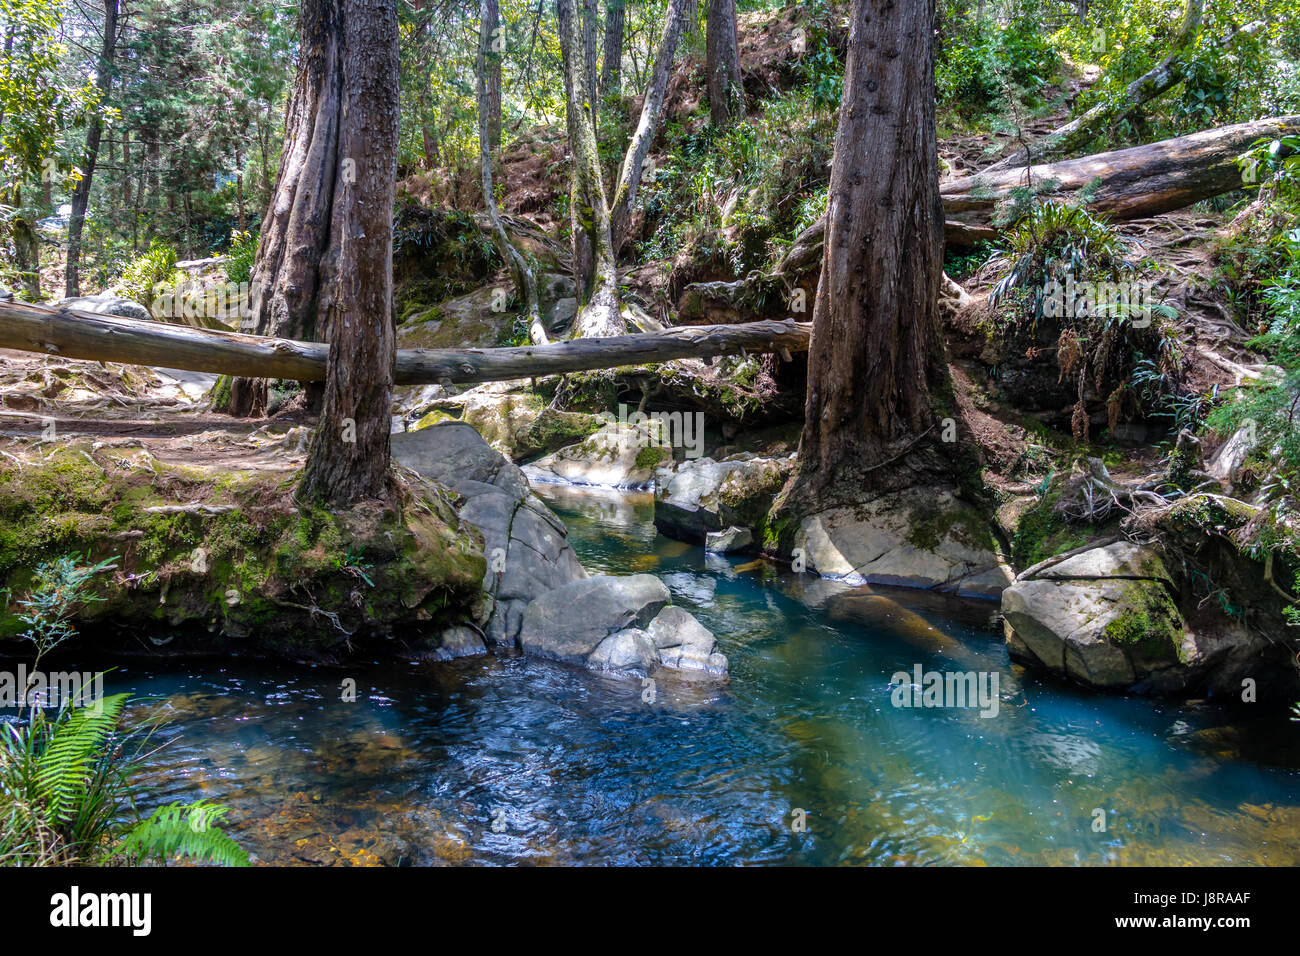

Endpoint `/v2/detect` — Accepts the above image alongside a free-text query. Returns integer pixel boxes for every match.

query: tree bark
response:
[485,0,503,154]
[706,0,743,127]
[479,0,547,345]
[780,0,950,515]
[600,0,625,100]
[298,0,400,506]
[557,0,620,336]
[218,0,345,417]
[65,0,119,299]
[0,299,809,385]
[608,0,691,252]
[583,0,600,109]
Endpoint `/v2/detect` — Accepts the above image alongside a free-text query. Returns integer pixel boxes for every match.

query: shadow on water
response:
[36,484,1300,865]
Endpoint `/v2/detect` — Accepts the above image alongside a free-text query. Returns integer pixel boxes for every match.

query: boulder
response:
[392,423,587,648]
[1000,540,1266,694]
[522,420,668,489]
[788,487,1012,597]
[518,574,669,666]
[705,526,753,554]
[58,293,152,322]
[646,605,728,675]
[654,454,791,542]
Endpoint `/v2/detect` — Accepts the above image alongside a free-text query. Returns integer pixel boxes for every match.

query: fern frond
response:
[121,801,249,867]
[34,694,129,823]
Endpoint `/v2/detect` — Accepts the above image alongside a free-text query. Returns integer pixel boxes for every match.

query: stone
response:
[705,526,753,554]
[58,293,152,322]
[522,420,666,489]
[654,454,790,542]
[587,628,660,673]
[790,487,1012,596]
[647,605,727,675]
[427,626,488,661]
[518,574,669,665]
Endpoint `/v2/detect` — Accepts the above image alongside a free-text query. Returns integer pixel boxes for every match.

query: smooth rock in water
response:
[790,487,1011,596]
[58,293,152,322]
[587,628,660,672]
[393,422,587,647]
[654,454,790,542]
[518,574,669,665]
[705,526,753,554]
[427,625,488,661]
[647,605,728,675]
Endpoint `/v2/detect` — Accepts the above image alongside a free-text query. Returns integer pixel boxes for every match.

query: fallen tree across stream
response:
[0,298,812,387]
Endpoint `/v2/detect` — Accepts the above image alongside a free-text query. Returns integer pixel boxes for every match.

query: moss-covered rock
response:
[0,445,486,658]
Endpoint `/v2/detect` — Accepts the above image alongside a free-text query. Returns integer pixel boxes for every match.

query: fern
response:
[34,693,129,824]
[122,801,250,867]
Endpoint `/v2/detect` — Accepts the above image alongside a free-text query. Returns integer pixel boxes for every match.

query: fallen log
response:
[0,298,811,387]
[778,115,1300,269]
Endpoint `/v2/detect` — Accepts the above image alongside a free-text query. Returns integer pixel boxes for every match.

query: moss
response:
[635,445,668,470]
[0,444,486,655]
[414,408,458,430]
[1104,582,1183,661]
[1010,479,1091,567]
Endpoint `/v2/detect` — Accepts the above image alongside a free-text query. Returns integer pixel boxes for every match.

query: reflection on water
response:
[78,485,1300,864]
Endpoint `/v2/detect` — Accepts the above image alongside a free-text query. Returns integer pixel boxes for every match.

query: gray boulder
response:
[518,574,669,665]
[58,293,152,322]
[705,526,753,554]
[654,454,790,543]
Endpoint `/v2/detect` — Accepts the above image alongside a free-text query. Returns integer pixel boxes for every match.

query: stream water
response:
[93,486,1300,865]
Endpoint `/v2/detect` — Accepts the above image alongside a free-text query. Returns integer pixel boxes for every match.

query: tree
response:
[298,0,401,506]
[777,0,952,517]
[705,0,742,127]
[557,0,690,337]
[600,0,625,101]
[478,0,547,345]
[64,0,119,298]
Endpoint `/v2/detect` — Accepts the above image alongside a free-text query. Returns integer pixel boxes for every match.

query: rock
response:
[705,526,753,554]
[1001,541,1217,693]
[1208,423,1257,491]
[518,574,669,666]
[392,422,588,647]
[546,297,578,333]
[522,420,668,489]
[647,605,728,675]
[426,625,488,661]
[789,487,1012,596]
[58,293,152,322]
[654,454,791,542]
[587,628,660,672]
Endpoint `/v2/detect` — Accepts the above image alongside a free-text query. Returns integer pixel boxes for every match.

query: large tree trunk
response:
[65,0,119,299]
[706,0,743,127]
[557,0,620,336]
[479,0,547,345]
[780,0,950,515]
[600,0,625,100]
[0,299,810,385]
[485,0,503,155]
[583,0,600,109]
[298,0,400,506]
[218,0,345,417]
[608,0,691,251]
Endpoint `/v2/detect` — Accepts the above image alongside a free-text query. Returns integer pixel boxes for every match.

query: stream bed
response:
[98,486,1300,865]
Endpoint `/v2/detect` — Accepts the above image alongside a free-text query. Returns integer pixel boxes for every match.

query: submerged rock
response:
[705,526,753,554]
[786,487,1012,597]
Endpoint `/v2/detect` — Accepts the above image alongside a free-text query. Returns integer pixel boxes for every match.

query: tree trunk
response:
[608,0,691,251]
[557,0,620,336]
[780,0,950,515]
[600,0,625,100]
[583,0,600,109]
[298,0,400,506]
[217,0,345,417]
[706,0,743,127]
[479,0,547,345]
[0,299,809,385]
[485,0,503,155]
[65,0,119,298]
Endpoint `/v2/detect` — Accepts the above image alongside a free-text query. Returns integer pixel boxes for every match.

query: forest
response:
[0,0,1299,878]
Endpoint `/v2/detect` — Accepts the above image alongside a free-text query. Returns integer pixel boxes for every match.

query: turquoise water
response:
[101,486,1300,865]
